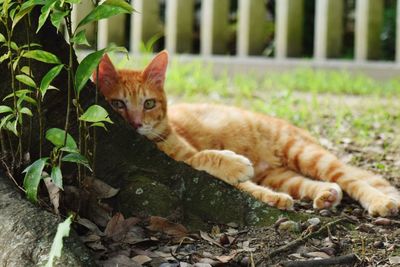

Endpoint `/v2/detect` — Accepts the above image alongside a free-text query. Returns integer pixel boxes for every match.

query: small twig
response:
[265,218,346,260]
[1,159,26,193]
[280,253,359,267]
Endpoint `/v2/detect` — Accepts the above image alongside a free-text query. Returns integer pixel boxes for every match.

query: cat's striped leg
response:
[282,141,399,216]
[256,168,343,209]
[185,150,254,185]
[236,181,294,210]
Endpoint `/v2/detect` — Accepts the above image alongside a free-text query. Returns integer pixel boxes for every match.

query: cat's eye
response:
[110,99,126,109]
[144,99,156,110]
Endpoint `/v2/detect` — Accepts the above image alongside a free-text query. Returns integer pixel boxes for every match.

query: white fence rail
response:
[73,0,400,80]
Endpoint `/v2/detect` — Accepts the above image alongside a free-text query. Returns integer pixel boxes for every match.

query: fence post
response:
[237,0,268,56]
[71,1,95,44]
[314,0,343,60]
[275,0,304,58]
[355,0,383,61]
[166,0,194,54]
[130,0,163,54]
[201,0,230,56]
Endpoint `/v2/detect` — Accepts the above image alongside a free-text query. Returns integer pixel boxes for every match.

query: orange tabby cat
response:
[94,51,400,217]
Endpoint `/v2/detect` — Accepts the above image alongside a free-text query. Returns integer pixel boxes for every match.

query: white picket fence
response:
[73,0,400,80]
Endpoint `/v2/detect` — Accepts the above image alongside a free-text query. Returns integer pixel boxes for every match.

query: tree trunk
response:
[0,171,95,266]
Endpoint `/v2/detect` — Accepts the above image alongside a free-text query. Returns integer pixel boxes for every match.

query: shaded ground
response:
[71,88,400,266]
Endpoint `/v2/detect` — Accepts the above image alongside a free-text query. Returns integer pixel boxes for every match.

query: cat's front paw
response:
[368,197,399,217]
[218,150,254,184]
[313,183,343,210]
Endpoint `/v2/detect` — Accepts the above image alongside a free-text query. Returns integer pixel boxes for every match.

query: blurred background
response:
[74,0,398,60]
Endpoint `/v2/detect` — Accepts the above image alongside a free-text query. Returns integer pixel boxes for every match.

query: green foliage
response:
[45,216,72,267]
[51,166,63,189]
[77,0,133,29]
[75,46,127,95]
[39,65,63,98]
[22,49,61,64]
[79,104,113,125]
[23,158,48,202]
[0,6,135,262]
[45,128,78,152]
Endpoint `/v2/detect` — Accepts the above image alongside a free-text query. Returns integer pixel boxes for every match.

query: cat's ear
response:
[142,50,168,88]
[93,54,118,96]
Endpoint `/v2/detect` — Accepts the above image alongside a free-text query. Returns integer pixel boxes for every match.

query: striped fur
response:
[95,51,400,217]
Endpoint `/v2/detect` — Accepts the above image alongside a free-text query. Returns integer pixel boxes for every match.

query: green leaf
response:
[104,0,134,13]
[71,30,90,47]
[6,119,18,136]
[23,158,49,202]
[45,128,77,150]
[15,74,36,88]
[62,153,92,171]
[5,92,38,106]
[37,0,57,33]
[51,166,63,190]
[20,43,42,49]
[74,49,104,95]
[79,105,113,124]
[45,216,72,267]
[20,107,33,116]
[20,0,45,12]
[20,66,30,75]
[22,96,38,106]
[40,64,63,98]
[12,5,34,29]
[23,50,61,64]
[0,33,5,43]
[74,46,127,95]
[89,122,106,129]
[77,0,132,29]
[10,41,18,51]
[0,51,11,63]
[0,105,12,114]
[50,9,69,31]
[0,114,13,130]
[3,89,33,101]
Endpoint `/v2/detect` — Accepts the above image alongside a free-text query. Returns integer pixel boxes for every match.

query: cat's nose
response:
[132,122,143,129]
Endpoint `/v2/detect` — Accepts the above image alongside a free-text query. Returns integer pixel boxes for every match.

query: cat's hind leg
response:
[256,167,343,209]
[282,141,399,216]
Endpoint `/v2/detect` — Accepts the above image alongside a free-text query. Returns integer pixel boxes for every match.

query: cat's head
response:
[94,51,169,138]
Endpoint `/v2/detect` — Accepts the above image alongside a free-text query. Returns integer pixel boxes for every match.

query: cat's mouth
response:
[136,125,151,136]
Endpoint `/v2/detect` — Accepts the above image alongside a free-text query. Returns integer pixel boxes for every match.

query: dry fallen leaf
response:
[199,231,224,248]
[215,250,238,263]
[76,216,105,236]
[43,177,60,215]
[100,254,141,267]
[131,254,152,265]
[104,212,140,241]
[83,176,120,199]
[147,216,188,239]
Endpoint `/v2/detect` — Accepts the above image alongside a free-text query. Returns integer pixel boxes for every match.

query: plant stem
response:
[5,22,17,168]
[92,0,100,175]
[60,11,74,167]
[26,13,34,158]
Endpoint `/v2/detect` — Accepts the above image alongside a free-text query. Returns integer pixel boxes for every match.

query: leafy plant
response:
[0,0,133,203]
